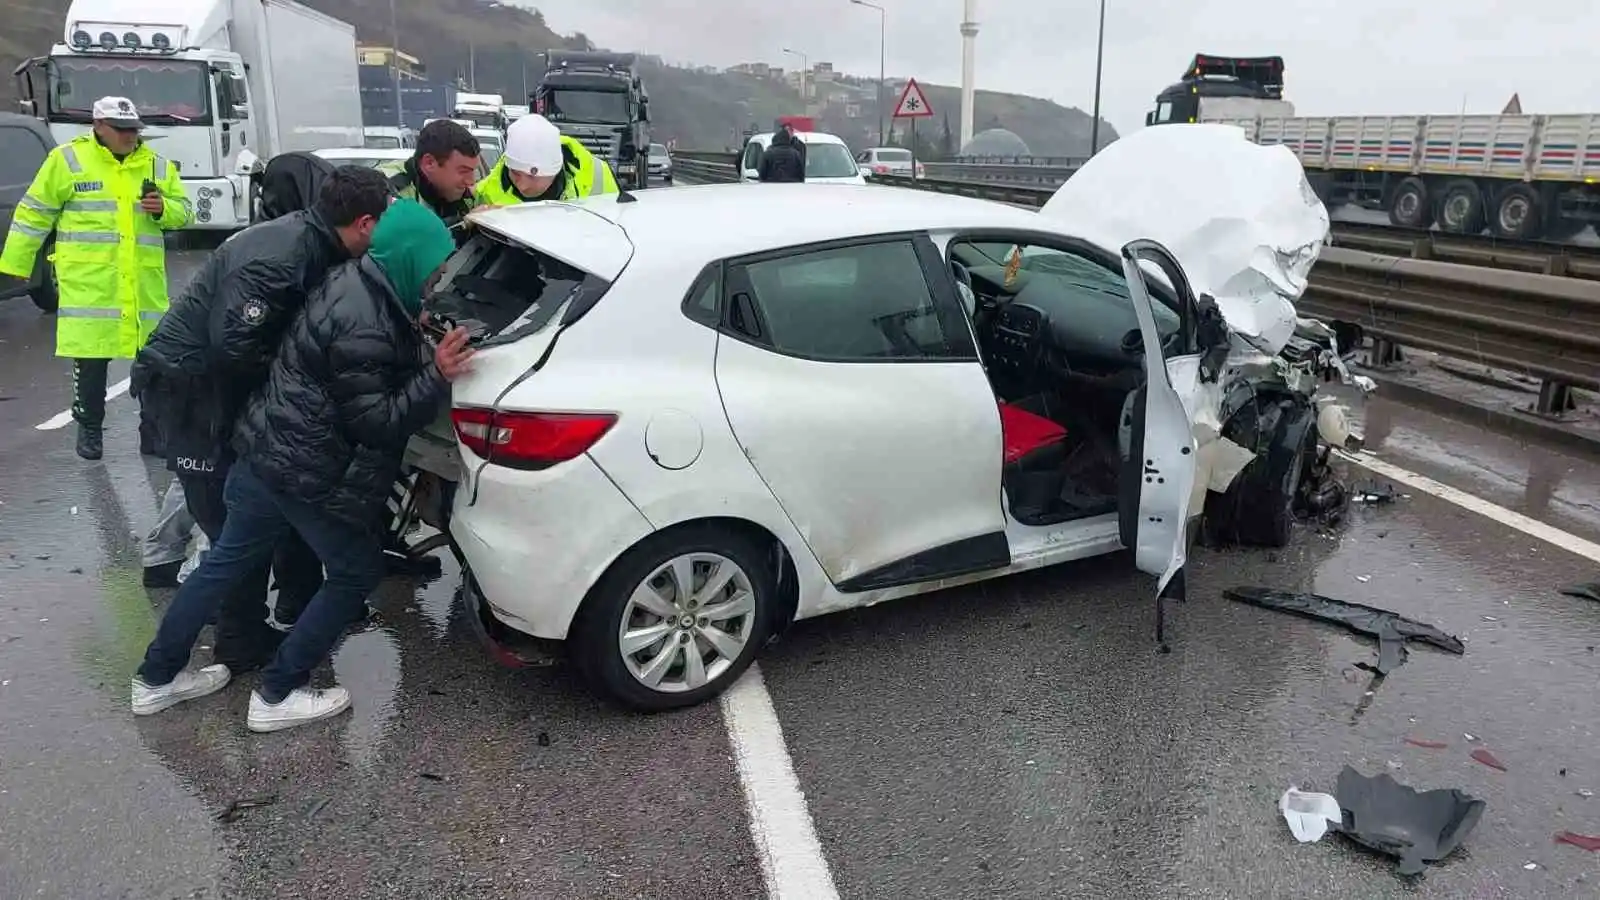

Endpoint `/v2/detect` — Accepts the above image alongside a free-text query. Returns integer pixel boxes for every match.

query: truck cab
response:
[1146,54,1294,126]
[532,50,650,190]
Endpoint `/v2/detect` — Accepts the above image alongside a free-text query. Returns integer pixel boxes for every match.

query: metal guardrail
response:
[669,156,1599,414]
[673,150,1079,189]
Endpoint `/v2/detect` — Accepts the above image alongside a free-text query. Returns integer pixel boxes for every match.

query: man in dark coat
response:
[134,199,474,733]
[758,129,806,183]
[129,164,391,671]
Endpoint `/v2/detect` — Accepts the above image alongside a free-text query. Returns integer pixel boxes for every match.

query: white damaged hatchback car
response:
[402,125,1349,710]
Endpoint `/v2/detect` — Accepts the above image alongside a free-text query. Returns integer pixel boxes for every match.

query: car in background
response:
[647,143,673,182]
[363,125,416,150]
[738,131,866,185]
[857,147,925,178]
[0,112,58,311]
[471,128,505,170]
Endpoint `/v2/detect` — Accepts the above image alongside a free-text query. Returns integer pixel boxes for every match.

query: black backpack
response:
[256,151,337,221]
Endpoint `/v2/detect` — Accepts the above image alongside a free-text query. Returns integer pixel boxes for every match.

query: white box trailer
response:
[1205,112,1600,240]
[231,0,364,158]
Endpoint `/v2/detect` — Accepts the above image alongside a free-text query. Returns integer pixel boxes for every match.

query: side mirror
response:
[1144,112,1155,127]
[638,104,649,123]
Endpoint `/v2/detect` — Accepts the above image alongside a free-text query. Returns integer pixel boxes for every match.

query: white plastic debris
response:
[1280,786,1343,843]
[1040,124,1329,356]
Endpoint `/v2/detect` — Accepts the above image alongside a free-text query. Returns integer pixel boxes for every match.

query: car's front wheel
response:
[570,524,776,711]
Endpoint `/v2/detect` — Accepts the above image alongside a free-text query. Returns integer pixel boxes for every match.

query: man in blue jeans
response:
[132,199,474,732]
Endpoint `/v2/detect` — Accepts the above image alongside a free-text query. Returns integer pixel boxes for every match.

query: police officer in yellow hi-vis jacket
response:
[0,96,191,460]
[474,113,618,207]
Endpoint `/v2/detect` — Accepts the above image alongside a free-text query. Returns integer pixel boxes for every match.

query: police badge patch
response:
[242,298,266,325]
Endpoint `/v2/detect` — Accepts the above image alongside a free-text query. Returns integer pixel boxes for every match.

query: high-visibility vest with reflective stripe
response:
[0,134,191,359]
[473,136,619,207]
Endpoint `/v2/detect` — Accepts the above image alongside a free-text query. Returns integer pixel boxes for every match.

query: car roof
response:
[315,147,410,159]
[748,131,848,147]
[471,182,1050,273]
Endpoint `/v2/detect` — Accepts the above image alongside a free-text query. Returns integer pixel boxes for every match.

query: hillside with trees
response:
[0,0,1116,157]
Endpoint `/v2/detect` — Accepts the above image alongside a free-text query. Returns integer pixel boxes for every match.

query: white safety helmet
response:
[502,114,565,175]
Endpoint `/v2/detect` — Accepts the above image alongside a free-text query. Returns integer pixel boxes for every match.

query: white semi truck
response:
[15,0,364,231]
[1148,54,1600,241]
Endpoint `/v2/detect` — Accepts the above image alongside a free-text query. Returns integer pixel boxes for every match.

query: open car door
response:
[1116,239,1202,643]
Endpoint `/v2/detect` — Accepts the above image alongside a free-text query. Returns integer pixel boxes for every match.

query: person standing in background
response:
[0,97,190,460]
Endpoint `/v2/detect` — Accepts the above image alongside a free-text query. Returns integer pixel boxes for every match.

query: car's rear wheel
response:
[570,525,776,711]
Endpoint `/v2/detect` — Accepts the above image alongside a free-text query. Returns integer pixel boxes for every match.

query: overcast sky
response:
[524,1,1587,135]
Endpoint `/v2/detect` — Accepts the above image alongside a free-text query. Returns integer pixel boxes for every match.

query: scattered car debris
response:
[216,795,278,823]
[1224,587,1465,675]
[1558,582,1600,603]
[1404,738,1449,749]
[1334,766,1486,877]
[1280,786,1342,843]
[1555,831,1600,852]
[1470,749,1508,772]
[1350,483,1399,504]
[418,772,444,782]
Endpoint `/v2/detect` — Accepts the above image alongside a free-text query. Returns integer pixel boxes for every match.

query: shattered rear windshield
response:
[426,231,610,347]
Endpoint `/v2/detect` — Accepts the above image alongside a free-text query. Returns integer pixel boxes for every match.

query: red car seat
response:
[999,401,1067,467]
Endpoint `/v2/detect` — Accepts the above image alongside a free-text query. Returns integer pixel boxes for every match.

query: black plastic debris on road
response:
[216,795,278,823]
[1558,582,1600,603]
[1224,587,1464,675]
[1334,767,1485,877]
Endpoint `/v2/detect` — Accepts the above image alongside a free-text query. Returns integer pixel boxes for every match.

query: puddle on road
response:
[330,626,401,773]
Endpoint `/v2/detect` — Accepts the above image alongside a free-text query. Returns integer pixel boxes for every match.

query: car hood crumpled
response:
[1038,123,1330,356]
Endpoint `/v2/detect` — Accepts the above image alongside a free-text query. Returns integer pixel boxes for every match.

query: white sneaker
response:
[131,664,232,716]
[247,687,351,733]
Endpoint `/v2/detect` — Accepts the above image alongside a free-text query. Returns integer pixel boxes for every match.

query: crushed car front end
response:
[1043,123,1371,546]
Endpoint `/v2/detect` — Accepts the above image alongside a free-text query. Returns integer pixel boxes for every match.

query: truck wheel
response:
[1436,179,1485,234]
[28,243,57,313]
[1387,177,1430,228]
[1491,184,1543,240]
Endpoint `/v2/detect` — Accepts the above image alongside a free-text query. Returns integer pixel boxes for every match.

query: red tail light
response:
[452,407,617,469]
[873,164,889,174]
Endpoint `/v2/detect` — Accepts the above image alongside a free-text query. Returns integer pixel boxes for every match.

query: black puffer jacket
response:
[758,132,806,183]
[233,257,448,528]
[130,209,347,476]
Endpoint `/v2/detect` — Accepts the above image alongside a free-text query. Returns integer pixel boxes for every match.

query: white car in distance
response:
[739,131,866,184]
[858,146,925,178]
[402,180,1312,713]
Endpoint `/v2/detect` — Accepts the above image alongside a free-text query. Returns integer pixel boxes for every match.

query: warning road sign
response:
[893,78,933,118]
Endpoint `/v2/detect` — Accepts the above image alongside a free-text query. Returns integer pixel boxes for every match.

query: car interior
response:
[946,238,1187,528]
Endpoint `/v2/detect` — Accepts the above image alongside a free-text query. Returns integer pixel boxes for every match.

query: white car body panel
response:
[1040,123,1329,356]
[430,185,1221,640]
[714,341,1004,585]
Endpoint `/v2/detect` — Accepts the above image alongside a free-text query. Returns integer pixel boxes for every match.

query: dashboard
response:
[965,262,1179,379]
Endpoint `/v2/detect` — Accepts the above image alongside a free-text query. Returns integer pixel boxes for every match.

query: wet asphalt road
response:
[2,250,1599,899]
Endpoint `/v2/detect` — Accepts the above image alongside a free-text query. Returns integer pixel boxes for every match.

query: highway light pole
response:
[783,47,809,105]
[851,0,887,146]
[389,0,403,129]
[1089,0,1106,155]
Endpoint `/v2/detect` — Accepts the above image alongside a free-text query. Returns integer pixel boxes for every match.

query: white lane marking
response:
[35,377,131,430]
[720,664,840,900]
[1339,449,1600,564]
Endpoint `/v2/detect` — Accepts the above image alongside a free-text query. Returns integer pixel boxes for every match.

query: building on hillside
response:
[357,44,425,78]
